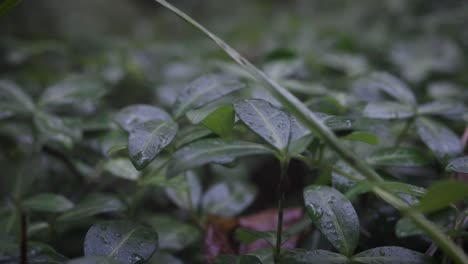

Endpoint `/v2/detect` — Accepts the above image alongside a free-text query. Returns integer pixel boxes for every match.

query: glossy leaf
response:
[201,104,235,138]
[415,117,462,160]
[167,138,273,176]
[213,255,262,264]
[84,221,158,264]
[417,180,468,214]
[351,247,432,264]
[174,125,212,148]
[146,215,201,251]
[58,194,126,222]
[342,131,379,145]
[304,185,359,256]
[332,161,366,193]
[282,249,349,264]
[103,158,140,180]
[366,147,428,167]
[288,115,313,155]
[203,182,256,217]
[234,99,290,151]
[446,156,468,173]
[22,193,74,213]
[363,102,415,119]
[173,74,245,118]
[128,120,178,170]
[115,104,171,132]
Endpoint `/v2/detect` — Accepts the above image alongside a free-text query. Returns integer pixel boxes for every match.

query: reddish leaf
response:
[205,215,239,263]
[238,207,304,254]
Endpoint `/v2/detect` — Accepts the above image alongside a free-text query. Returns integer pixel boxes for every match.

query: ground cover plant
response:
[1,0,468,263]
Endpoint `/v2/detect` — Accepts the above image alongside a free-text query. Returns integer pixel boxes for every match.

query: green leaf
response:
[103,158,140,180]
[0,0,23,17]
[415,117,462,160]
[146,215,201,251]
[167,138,273,176]
[345,181,425,201]
[0,241,67,263]
[234,99,290,151]
[22,193,74,213]
[303,185,359,256]
[446,156,468,173]
[202,182,256,217]
[366,147,428,167]
[174,125,212,148]
[213,255,262,264]
[38,75,107,113]
[350,247,432,264]
[115,104,171,132]
[332,161,366,193]
[128,120,178,170]
[418,101,466,119]
[173,74,245,119]
[0,79,34,111]
[288,115,313,155]
[417,180,468,214]
[58,194,126,222]
[67,256,120,264]
[84,221,158,264]
[201,104,235,138]
[281,249,349,264]
[342,131,379,145]
[357,72,416,105]
[396,209,455,238]
[34,111,81,148]
[146,252,183,264]
[165,171,201,211]
[363,102,415,119]
[235,228,288,246]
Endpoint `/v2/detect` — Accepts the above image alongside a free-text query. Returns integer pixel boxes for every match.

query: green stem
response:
[275,157,290,264]
[151,2,468,263]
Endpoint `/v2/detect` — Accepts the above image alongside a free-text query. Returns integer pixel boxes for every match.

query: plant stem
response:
[151,2,468,263]
[275,157,290,264]
[20,211,27,264]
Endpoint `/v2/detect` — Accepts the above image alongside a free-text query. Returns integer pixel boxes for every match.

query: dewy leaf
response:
[281,249,349,264]
[363,102,415,119]
[146,215,201,251]
[342,131,379,145]
[303,185,359,257]
[234,99,290,152]
[22,193,74,213]
[366,147,429,167]
[173,74,245,119]
[167,138,273,176]
[446,156,468,174]
[213,255,262,264]
[128,120,178,170]
[57,194,126,222]
[351,246,432,264]
[0,79,34,111]
[415,117,462,160]
[84,221,158,264]
[115,104,172,132]
[202,182,256,217]
[331,161,366,193]
[417,180,468,214]
[358,72,417,105]
[201,104,235,138]
[103,158,140,181]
